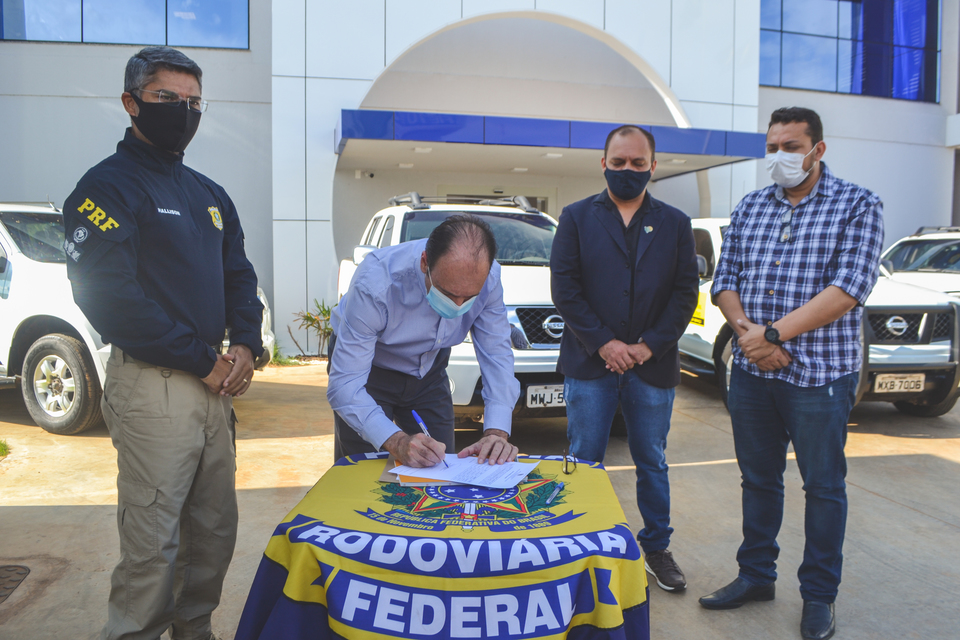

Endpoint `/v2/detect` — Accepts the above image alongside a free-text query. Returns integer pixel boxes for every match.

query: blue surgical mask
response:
[426,268,476,319]
[604,168,652,201]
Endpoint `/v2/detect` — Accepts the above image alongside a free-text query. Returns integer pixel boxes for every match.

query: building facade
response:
[2,0,958,355]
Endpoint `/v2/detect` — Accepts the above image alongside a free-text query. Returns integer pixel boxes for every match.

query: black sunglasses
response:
[779,208,794,243]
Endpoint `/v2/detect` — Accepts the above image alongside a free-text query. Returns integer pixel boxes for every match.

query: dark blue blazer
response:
[550,191,700,388]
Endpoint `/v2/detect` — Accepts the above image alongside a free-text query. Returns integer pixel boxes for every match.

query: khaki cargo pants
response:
[100,346,237,640]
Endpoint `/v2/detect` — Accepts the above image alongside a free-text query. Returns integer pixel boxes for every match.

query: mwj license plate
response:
[526,384,566,408]
[874,373,925,393]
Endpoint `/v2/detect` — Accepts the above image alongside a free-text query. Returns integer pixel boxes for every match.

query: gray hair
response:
[124,46,203,93]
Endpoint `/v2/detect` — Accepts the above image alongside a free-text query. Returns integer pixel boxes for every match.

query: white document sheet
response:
[388,455,540,489]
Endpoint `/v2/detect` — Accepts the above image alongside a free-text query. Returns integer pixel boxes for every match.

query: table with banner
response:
[235,453,650,640]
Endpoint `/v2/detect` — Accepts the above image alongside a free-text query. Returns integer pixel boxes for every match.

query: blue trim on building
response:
[724,131,766,158]
[394,112,484,144]
[650,126,725,156]
[483,116,570,147]
[337,110,765,158]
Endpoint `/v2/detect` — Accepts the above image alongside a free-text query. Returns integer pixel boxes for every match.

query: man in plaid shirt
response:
[699,107,883,640]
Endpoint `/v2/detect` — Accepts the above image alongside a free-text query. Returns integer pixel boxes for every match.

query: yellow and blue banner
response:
[236,453,649,640]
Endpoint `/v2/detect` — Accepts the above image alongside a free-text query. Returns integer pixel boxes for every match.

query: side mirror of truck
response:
[0,255,7,274]
[696,254,708,278]
[353,245,376,265]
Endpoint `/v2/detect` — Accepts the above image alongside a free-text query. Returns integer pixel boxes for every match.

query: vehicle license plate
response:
[874,373,925,393]
[526,384,566,408]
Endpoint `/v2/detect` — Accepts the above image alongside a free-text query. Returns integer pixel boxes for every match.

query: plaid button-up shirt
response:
[712,163,884,387]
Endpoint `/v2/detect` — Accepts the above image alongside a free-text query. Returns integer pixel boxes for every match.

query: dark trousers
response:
[330,334,456,461]
[728,365,857,603]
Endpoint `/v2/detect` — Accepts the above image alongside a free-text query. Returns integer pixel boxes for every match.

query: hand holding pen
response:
[412,410,449,468]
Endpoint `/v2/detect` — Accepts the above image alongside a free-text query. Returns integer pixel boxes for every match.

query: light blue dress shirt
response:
[327,239,520,450]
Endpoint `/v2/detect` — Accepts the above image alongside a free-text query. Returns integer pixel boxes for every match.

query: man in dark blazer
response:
[550,125,700,592]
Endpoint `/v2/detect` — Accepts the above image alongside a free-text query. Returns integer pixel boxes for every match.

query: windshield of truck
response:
[400,210,556,266]
[0,211,66,263]
[885,239,960,273]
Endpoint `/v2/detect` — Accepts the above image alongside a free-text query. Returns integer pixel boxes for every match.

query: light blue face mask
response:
[426,268,476,319]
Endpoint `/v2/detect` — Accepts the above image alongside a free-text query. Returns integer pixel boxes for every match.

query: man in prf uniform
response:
[63,47,263,640]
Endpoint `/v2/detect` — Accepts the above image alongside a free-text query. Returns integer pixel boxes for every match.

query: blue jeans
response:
[564,371,675,553]
[728,365,857,603]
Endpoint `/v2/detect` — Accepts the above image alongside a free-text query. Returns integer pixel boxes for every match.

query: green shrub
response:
[293,299,336,356]
[270,343,299,366]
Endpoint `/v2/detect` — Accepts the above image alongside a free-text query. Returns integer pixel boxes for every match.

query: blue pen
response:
[546,481,564,504]
[411,410,449,468]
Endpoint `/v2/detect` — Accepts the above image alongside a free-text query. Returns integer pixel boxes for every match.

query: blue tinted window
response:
[167,0,247,49]
[783,0,838,37]
[760,0,781,30]
[760,30,781,85]
[837,39,863,93]
[838,1,863,40]
[782,33,837,92]
[762,0,940,103]
[2,0,81,41]
[1,0,247,48]
[892,0,929,48]
[82,0,164,45]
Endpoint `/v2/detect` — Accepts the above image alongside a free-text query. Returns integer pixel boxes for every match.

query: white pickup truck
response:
[337,193,566,423]
[679,218,960,417]
[0,202,275,435]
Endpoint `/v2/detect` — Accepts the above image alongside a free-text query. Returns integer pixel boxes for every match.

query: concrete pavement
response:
[1,364,959,639]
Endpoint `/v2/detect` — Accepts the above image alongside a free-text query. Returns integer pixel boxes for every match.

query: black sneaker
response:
[644,549,687,592]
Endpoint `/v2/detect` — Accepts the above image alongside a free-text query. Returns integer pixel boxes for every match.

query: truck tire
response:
[21,334,103,435]
[894,395,960,418]
[712,324,735,409]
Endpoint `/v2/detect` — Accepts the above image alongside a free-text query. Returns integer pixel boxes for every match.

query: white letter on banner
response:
[297,525,340,544]
[484,594,521,636]
[373,587,409,633]
[523,589,561,634]
[574,535,599,551]
[410,539,447,572]
[540,537,584,562]
[341,580,377,621]
[450,540,484,574]
[334,531,373,556]
[450,597,482,638]
[557,582,574,626]
[488,541,503,572]
[598,531,627,554]
[370,536,408,565]
[411,594,446,635]
[507,539,546,570]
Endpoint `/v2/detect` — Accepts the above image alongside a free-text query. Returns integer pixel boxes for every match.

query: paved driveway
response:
[1,365,959,639]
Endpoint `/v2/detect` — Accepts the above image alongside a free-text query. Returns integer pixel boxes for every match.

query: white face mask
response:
[765,146,817,188]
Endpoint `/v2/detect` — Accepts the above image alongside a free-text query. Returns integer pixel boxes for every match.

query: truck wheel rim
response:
[33,355,75,417]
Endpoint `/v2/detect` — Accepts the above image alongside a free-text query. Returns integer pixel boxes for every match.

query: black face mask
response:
[131,93,201,153]
[604,168,652,201]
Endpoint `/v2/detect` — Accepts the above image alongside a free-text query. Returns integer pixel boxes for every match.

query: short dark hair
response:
[768,107,823,144]
[425,215,497,269]
[124,46,203,93]
[604,125,656,162]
